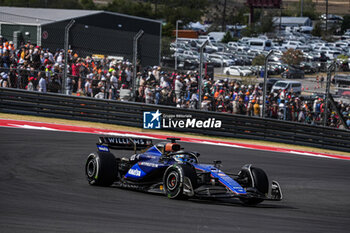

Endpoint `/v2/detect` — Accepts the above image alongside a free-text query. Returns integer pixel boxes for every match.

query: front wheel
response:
[85,151,118,186]
[238,166,269,205]
[163,164,197,199]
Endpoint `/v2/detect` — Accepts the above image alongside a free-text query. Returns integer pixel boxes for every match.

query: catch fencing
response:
[1,87,350,152]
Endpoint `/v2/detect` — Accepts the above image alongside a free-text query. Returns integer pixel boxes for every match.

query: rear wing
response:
[97,137,153,152]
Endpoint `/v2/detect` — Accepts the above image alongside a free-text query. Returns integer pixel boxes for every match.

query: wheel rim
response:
[87,159,96,178]
[167,172,178,191]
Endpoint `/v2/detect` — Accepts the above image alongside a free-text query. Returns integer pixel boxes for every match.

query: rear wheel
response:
[85,151,118,186]
[238,166,269,205]
[163,164,197,199]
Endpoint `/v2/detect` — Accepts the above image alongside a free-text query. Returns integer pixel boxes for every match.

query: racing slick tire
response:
[85,151,118,187]
[239,166,269,206]
[163,164,197,200]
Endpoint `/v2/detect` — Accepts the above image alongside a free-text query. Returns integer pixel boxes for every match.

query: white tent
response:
[188,21,206,31]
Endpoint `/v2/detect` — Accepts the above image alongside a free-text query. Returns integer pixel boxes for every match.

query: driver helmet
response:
[174,154,187,163]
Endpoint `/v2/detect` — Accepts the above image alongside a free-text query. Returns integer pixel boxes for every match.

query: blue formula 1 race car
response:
[85,137,282,205]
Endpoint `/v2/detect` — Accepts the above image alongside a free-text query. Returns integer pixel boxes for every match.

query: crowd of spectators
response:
[0,35,349,129]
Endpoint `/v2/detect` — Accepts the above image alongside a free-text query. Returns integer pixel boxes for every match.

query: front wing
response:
[192,180,283,201]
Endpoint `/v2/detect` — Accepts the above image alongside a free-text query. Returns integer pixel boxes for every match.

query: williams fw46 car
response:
[85,137,282,205]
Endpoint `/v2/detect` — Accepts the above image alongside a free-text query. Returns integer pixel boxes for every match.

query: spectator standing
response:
[145,85,154,104]
[298,108,305,122]
[320,76,324,88]
[26,77,34,91]
[201,95,211,110]
[138,75,146,102]
[65,75,75,95]
[110,71,118,100]
[2,51,10,69]
[174,76,183,101]
[279,99,287,120]
[91,74,99,97]
[119,84,132,101]
[32,48,41,69]
[153,66,160,83]
[253,100,260,116]
[98,76,108,99]
[71,59,81,92]
[125,66,132,85]
[48,75,61,93]
[38,75,47,92]
[84,76,92,97]
[56,51,64,64]
[9,66,17,88]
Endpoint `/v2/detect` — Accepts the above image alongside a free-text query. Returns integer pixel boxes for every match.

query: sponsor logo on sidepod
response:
[128,169,141,176]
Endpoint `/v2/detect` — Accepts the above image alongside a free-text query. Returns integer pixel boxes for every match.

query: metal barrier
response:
[1,87,350,152]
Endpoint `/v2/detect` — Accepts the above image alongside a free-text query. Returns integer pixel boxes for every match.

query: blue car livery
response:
[85,137,282,205]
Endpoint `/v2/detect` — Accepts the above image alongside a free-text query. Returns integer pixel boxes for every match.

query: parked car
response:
[224,66,253,76]
[282,41,310,50]
[299,62,318,74]
[332,74,350,87]
[208,54,223,67]
[258,78,282,93]
[227,41,249,51]
[182,50,200,60]
[247,38,273,51]
[324,50,341,60]
[281,67,305,79]
[336,87,350,98]
[271,80,302,94]
[207,54,234,67]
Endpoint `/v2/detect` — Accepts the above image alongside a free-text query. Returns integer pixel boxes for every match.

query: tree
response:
[161,37,172,57]
[241,26,257,37]
[221,32,234,43]
[281,49,304,67]
[206,0,234,31]
[162,23,175,37]
[298,0,318,19]
[105,0,154,18]
[312,21,322,37]
[341,15,350,33]
[252,54,265,66]
[337,54,348,62]
[105,0,208,25]
[0,0,99,9]
[160,0,208,26]
[257,12,274,34]
[80,0,96,10]
[282,0,318,20]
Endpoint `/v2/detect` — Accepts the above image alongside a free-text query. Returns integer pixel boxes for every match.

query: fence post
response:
[63,20,75,94]
[132,30,144,100]
[198,40,209,109]
[323,61,335,127]
[262,50,274,118]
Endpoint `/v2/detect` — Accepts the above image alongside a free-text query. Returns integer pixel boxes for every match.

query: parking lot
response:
[163,31,350,104]
[215,67,329,88]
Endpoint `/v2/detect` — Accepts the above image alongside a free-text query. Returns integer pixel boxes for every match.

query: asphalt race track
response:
[0,127,349,233]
